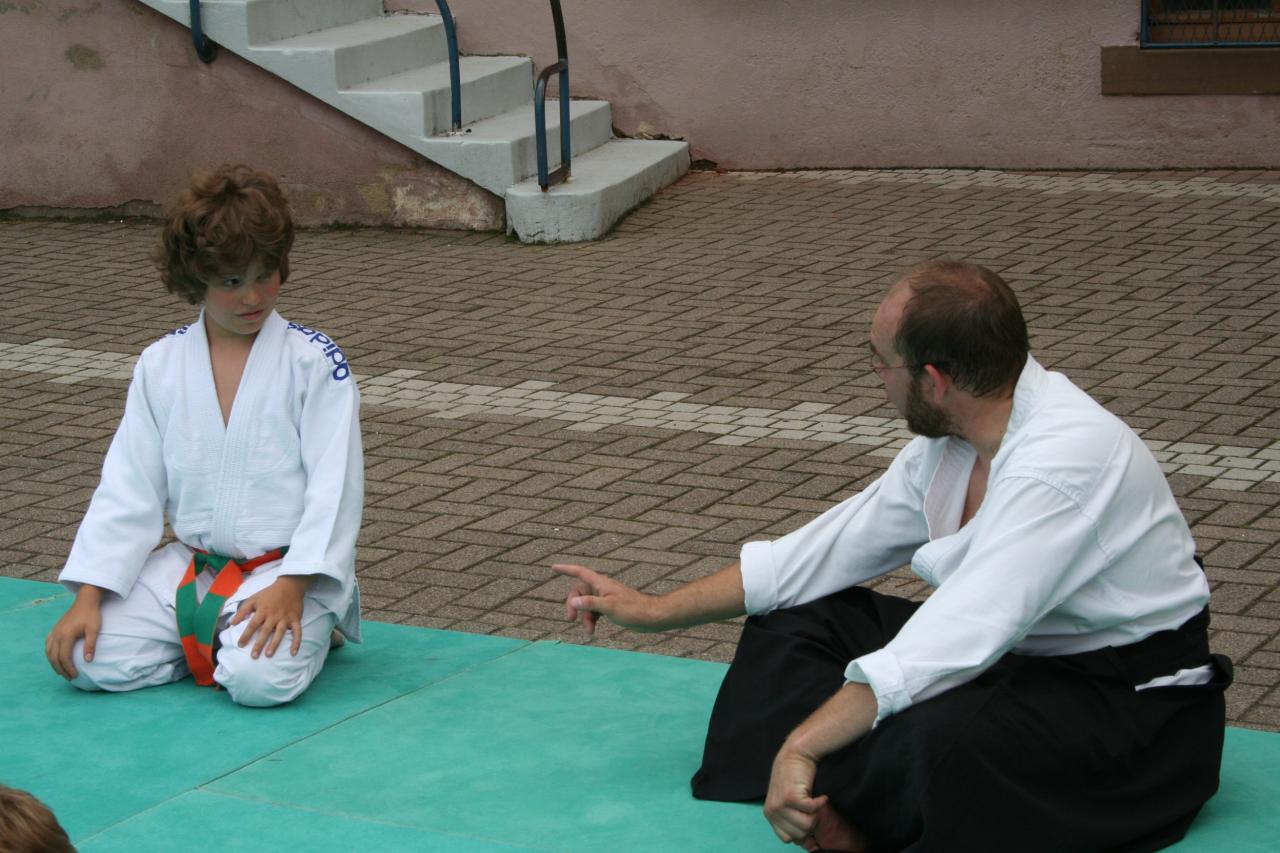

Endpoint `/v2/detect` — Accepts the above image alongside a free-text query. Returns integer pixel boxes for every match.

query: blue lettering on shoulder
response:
[287,321,351,381]
[164,324,191,338]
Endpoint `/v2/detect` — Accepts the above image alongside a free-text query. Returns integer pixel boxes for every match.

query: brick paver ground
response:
[2,167,1278,731]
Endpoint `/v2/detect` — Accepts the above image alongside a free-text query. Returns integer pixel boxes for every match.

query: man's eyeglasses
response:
[868,343,946,377]
[868,343,911,377]
[871,359,913,377]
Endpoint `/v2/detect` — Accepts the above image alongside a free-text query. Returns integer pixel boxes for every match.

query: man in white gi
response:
[44,164,363,707]
[554,260,1231,852]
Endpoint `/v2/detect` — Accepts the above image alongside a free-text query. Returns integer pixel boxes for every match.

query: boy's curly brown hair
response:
[0,785,75,853]
[155,164,295,305]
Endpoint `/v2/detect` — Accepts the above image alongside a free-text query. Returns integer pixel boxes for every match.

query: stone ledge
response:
[1101,45,1280,95]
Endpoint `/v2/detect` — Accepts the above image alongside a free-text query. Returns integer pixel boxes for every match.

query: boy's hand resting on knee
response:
[45,584,105,680]
[232,575,315,659]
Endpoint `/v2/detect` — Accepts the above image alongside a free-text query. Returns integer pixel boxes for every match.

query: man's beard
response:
[904,375,958,438]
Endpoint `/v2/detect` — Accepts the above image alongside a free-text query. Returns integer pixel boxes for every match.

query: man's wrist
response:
[782,727,822,763]
[74,584,106,606]
[648,593,675,630]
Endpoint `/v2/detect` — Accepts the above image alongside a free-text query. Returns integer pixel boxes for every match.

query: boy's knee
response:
[214,645,318,707]
[69,638,185,693]
[68,665,106,693]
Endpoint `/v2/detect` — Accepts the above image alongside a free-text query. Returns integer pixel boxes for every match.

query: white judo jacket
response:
[740,357,1210,723]
[60,310,364,641]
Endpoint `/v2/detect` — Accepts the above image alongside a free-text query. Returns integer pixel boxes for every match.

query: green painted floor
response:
[1,578,1275,852]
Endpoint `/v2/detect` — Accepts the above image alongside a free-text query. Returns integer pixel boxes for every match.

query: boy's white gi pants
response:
[69,542,338,707]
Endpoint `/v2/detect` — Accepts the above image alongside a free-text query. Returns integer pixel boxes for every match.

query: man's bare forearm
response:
[786,681,879,761]
[650,563,746,630]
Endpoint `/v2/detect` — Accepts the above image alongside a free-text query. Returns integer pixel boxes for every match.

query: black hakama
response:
[691,586,1232,853]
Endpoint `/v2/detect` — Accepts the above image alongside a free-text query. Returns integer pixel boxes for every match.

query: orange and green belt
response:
[176,547,288,686]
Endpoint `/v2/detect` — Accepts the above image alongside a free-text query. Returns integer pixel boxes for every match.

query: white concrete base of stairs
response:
[135,0,690,242]
[506,140,691,243]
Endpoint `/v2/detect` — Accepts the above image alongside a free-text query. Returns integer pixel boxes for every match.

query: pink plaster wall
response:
[395,0,1280,169]
[1,1,504,228]
[6,2,1278,226]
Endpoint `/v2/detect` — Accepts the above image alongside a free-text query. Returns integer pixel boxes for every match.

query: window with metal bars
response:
[1142,0,1280,47]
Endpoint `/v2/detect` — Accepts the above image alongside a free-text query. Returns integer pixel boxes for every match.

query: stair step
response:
[343,56,533,137]
[246,0,384,45]
[415,100,615,196]
[506,138,690,242]
[260,15,447,88]
[133,0,690,242]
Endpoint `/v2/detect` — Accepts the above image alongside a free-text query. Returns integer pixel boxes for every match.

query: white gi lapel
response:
[923,439,975,541]
[166,311,226,487]
[185,310,226,437]
[208,311,287,555]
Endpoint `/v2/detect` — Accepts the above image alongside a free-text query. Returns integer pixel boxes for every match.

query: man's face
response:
[902,372,957,438]
[869,283,914,416]
[870,280,956,438]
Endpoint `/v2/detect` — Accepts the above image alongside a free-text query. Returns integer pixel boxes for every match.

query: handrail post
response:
[435,0,462,131]
[534,0,571,191]
[551,0,571,177]
[188,0,217,63]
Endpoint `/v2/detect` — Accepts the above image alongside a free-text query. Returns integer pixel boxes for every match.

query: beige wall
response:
[1,1,503,228]
[398,0,1280,170]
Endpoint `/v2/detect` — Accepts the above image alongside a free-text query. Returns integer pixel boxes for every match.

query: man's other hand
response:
[551,563,664,634]
[765,745,827,846]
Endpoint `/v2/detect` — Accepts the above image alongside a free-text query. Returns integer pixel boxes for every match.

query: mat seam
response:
[199,640,538,785]
[71,640,536,846]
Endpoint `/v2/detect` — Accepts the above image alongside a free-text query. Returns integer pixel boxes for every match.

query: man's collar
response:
[1005,355,1047,439]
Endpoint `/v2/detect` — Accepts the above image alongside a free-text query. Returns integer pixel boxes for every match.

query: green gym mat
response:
[1,578,1275,852]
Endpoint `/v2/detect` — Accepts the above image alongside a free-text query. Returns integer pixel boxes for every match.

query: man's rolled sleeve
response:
[739,540,780,615]
[737,445,931,617]
[845,650,909,726]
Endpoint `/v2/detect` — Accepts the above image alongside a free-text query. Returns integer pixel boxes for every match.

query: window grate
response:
[1142,0,1280,47]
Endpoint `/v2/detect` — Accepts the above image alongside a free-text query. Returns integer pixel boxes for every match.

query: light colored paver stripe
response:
[5,339,1277,491]
[739,169,1280,203]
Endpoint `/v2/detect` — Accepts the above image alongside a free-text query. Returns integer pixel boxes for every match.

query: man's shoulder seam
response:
[991,471,1114,561]
[993,470,1086,507]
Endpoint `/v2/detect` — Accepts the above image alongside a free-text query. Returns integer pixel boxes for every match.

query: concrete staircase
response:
[136,0,690,242]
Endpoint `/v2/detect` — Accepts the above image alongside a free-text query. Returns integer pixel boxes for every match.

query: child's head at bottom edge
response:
[0,784,75,853]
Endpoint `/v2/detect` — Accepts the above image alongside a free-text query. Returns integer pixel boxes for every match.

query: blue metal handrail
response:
[534,0,571,191]
[188,0,217,63]
[435,1,462,131]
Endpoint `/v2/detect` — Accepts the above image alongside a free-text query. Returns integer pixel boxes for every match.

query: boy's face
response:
[202,260,282,340]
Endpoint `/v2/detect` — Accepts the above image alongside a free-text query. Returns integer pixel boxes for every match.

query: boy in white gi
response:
[44,164,363,707]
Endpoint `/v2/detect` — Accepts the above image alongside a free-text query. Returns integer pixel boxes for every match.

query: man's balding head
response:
[889,260,1029,397]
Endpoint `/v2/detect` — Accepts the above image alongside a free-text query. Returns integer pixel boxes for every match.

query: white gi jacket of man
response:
[59,310,363,641]
[739,356,1209,725]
